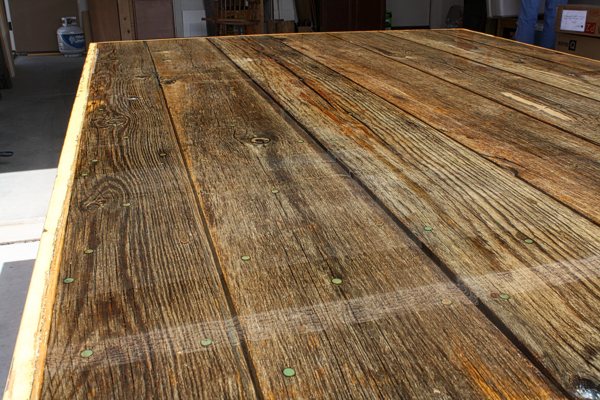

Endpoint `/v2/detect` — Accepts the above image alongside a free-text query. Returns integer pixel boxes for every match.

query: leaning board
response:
[4,29,600,399]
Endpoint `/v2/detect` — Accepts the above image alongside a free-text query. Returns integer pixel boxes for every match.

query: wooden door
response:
[7,0,78,53]
[88,0,121,42]
[87,0,135,42]
[133,0,175,39]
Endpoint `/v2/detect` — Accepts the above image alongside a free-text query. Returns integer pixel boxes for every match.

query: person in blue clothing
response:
[515,0,569,48]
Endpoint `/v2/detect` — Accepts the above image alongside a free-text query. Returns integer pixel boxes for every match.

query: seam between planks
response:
[208,36,576,399]
[286,33,600,229]
[330,32,600,150]
[382,29,600,102]
[435,30,600,74]
[381,30,600,105]
[451,28,600,69]
[143,41,265,400]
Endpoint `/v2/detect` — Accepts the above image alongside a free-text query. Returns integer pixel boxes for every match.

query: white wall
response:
[173,0,207,37]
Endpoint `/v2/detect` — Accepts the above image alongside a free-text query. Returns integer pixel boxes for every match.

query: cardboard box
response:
[555,32,600,60]
[555,5,600,60]
[556,5,600,37]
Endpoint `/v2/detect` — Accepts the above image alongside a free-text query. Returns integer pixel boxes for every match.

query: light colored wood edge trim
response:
[2,43,98,400]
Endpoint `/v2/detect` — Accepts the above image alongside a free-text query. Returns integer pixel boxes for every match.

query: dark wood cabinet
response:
[318,0,385,31]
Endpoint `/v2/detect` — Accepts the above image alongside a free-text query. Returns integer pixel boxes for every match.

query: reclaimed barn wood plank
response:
[39,41,257,399]
[448,29,600,71]
[146,37,563,399]
[387,30,600,100]
[3,44,98,400]
[213,34,600,397]
[278,33,600,225]
[333,31,600,147]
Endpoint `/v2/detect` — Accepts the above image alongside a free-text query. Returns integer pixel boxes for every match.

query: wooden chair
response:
[207,0,264,35]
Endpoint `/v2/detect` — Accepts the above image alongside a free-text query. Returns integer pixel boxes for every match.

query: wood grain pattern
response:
[11,30,600,400]
[333,31,600,147]
[387,30,600,100]
[448,29,600,71]
[213,34,600,397]
[3,45,98,400]
[40,41,256,399]
[147,37,562,399]
[277,33,600,225]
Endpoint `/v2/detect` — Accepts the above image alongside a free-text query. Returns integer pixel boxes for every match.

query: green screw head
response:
[80,349,93,358]
[271,188,279,194]
[524,238,534,244]
[241,255,251,261]
[81,172,88,177]
[122,202,131,207]
[297,139,305,143]
[331,278,343,285]
[63,277,75,284]
[200,338,213,347]
[424,226,433,232]
[91,159,98,164]
[84,249,94,254]
[499,293,511,300]
[282,368,296,377]
[251,137,271,145]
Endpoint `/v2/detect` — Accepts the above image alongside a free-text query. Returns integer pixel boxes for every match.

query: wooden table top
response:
[6,29,600,399]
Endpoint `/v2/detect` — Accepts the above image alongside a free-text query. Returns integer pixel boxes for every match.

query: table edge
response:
[2,43,98,400]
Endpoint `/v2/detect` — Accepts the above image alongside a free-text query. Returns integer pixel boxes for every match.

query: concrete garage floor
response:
[0,54,84,391]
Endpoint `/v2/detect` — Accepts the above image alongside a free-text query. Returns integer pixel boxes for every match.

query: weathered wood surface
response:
[7,30,600,400]
[147,38,561,399]
[213,34,600,397]
[280,32,600,225]
[3,44,98,400]
[40,42,256,398]
[389,30,600,99]
[446,29,600,71]
[335,31,600,147]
